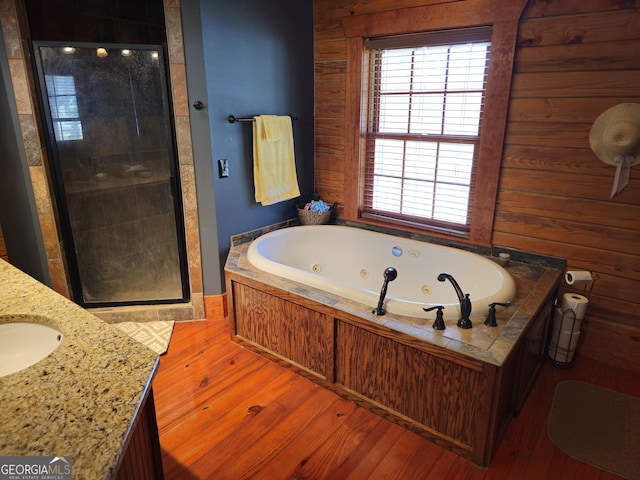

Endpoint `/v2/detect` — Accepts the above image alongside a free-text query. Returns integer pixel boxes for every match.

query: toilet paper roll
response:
[548,344,577,363]
[560,293,589,320]
[549,330,580,352]
[553,307,582,333]
[565,270,592,285]
[548,307,582,363]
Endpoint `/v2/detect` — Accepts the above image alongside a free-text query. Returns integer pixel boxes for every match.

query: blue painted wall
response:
[188,0,314,294]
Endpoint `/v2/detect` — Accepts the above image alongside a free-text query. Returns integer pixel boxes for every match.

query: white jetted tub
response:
[247,225,516,320]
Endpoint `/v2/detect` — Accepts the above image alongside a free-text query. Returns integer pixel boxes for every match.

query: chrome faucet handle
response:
[484,301,511,327]
[424,305,445,330]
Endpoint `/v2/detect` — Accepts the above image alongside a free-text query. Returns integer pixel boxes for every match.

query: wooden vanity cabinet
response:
[115,388,164,480]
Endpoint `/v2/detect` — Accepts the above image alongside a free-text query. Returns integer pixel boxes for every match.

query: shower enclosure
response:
[32,42,189,307]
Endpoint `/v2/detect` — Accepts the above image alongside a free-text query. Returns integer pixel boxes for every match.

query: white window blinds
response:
[363,27,491,231]
[45,74,83,141]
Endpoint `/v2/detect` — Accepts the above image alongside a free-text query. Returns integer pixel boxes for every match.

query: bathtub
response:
[247,225,516,320]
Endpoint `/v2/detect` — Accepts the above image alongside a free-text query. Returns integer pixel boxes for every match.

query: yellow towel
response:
[253,115,300,206]
[259,114,281,140]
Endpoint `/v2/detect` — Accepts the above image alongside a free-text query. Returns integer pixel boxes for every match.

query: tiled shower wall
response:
[0,0,68,297]
[0,224,7,261]
[0,0,205,322]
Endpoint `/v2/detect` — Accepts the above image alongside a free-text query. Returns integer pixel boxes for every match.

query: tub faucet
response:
[424,305,446,330]
[484,301,511,327]
[372,267,398,316]
[437,273,472,329]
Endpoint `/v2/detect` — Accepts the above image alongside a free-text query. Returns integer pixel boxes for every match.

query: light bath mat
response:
[114,321,174,355]
[548,380,640,480]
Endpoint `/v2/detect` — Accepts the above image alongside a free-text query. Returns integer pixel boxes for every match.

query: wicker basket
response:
[297,203,334,225]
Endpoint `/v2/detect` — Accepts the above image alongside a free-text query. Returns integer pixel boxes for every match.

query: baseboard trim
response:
[204,294,227,320]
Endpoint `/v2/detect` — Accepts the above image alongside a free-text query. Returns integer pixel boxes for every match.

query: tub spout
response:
[372,267,397,316]
[437,273,472,329]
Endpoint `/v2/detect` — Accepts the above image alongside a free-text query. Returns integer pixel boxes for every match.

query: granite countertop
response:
[226,240,564,367]
[0,260,159,479]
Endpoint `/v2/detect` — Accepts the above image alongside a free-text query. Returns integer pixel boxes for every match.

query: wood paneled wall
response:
[313,0,640,370]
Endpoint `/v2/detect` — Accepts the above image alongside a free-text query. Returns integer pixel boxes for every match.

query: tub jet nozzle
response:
[373,267,397,316]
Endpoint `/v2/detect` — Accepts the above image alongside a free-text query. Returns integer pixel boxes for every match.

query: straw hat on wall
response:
[589,103,640,197]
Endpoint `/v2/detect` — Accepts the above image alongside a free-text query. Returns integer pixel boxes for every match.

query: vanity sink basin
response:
[0,321,63,377]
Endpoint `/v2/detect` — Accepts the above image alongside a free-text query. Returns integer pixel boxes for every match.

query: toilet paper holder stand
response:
[577,272,599,298]
[548,273,599,367]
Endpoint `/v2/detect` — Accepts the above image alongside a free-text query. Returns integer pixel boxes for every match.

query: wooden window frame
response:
[342,0,528,246]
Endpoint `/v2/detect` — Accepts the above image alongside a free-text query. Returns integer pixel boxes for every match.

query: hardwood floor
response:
[153,320,639,479]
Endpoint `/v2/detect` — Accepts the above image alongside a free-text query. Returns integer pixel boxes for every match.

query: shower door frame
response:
[31,40,191,308]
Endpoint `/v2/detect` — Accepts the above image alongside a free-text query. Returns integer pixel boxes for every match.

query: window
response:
[341,1,526,245]
[363,29,491,233]
[45,75,83,141]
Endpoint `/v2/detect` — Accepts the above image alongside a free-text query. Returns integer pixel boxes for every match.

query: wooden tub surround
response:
[225,235,564,467]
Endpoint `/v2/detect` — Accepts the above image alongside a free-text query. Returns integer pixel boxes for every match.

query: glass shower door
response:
[33,42,189,306]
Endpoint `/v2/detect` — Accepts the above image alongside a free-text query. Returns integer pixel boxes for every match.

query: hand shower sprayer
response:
[372,267,398,316]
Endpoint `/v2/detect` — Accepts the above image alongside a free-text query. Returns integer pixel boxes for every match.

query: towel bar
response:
[227,114,298,124]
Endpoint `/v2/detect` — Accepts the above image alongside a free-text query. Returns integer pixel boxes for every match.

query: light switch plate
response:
[218,159,229,178]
